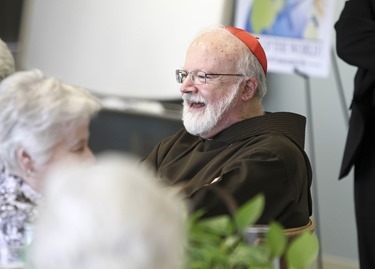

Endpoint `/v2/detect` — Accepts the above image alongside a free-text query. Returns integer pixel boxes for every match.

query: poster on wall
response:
[234,0,336,77]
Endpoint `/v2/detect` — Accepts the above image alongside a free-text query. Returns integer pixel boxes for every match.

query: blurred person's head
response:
[0,69,101,191]
[176,26,267,139]
[0,38,15,80]
[28,154,187,269]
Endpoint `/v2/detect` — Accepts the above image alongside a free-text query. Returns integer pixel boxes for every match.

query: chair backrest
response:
[284,218,316,239]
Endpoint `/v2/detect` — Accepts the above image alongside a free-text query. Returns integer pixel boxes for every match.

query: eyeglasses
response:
[175,69,244,85]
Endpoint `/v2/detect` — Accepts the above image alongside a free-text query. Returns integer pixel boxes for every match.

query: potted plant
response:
[187,194,319,269]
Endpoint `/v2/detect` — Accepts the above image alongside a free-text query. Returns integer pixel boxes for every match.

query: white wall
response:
[19,0,360,266]
[19,0,233,99]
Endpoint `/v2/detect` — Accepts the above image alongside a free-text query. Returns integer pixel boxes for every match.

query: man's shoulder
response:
[221,112,307,149]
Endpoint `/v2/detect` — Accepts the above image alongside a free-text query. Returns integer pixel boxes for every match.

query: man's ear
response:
[16,148,34,175]
[241,77,258,101]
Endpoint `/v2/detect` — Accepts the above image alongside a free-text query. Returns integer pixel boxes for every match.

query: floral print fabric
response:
[0,169,41,263]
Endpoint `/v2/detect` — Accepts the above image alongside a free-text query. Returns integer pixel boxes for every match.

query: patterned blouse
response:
[0,169,41,263]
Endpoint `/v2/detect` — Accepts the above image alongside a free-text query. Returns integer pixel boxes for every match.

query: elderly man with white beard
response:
[142,26,312,228]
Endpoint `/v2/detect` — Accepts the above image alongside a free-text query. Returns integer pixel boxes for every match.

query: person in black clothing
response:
[335,0,375,267]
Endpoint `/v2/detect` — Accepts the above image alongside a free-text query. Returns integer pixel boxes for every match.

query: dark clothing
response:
[143,112,312,229]
[335,0,375,179]
[335,0,375,267]
[354,169,375,269]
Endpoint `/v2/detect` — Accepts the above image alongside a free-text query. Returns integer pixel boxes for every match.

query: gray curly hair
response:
[0,69,101,175]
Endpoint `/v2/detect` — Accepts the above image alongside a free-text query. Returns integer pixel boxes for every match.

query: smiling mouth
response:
[189,102,205,108]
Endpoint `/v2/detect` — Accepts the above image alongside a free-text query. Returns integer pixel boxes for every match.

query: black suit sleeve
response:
[335,0,375,69]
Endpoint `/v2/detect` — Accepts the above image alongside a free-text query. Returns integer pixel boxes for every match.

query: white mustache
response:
[182,93,206,104]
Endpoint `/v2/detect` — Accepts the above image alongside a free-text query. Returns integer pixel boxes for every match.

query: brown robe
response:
[143,112,312,228]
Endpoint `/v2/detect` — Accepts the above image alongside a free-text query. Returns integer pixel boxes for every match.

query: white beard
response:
[182,84,240,136]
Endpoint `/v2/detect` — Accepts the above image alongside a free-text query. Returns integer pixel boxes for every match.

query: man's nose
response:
[180,75,198,94]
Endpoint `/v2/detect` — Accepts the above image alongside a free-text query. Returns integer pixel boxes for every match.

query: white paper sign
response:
[234,0,336,77]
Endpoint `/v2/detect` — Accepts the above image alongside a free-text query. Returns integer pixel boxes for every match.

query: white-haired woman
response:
[28,154,187,269]
[0,69,101,264]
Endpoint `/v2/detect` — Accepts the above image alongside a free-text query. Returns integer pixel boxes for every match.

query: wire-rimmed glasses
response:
[175,69,244,85]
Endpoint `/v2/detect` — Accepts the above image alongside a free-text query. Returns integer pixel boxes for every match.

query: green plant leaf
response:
[189,229,222,247]
[188,210,206,226]
[188,215,235,250]
[266,221,287,258]
[186,193,320,269]
[222,234,241,251]
[234,194,265,233]
[286,231,319,269]
[198,215,234,236]
[230,244,273,268]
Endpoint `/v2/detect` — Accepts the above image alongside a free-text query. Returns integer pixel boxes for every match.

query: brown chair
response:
[284,218,316,238]
[245,218,316,269]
